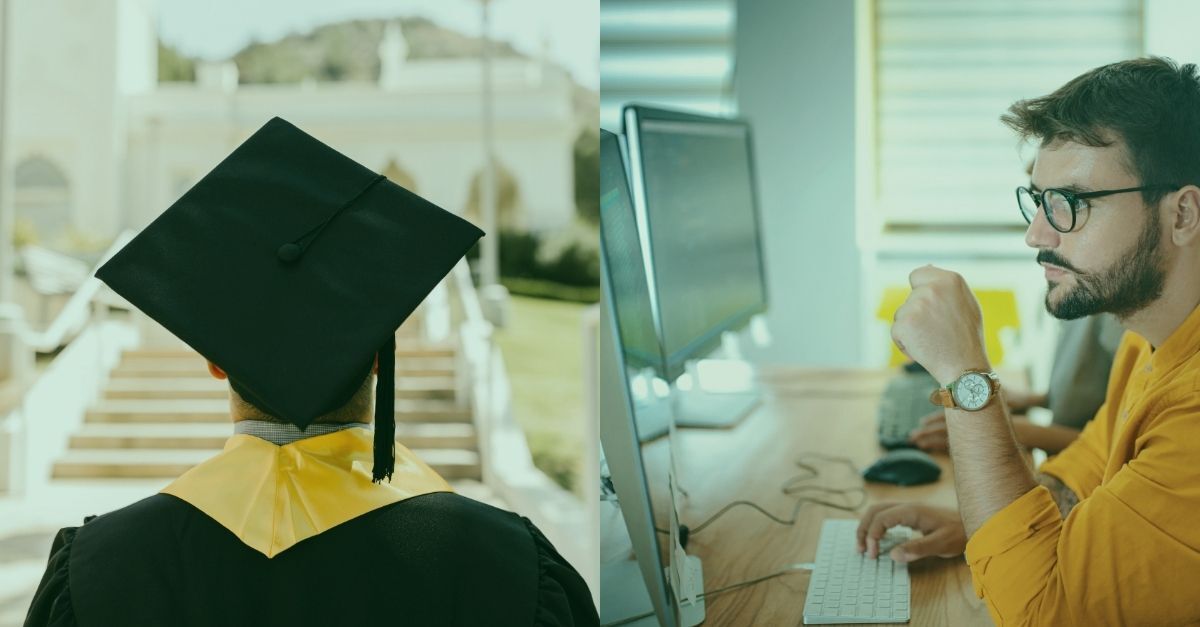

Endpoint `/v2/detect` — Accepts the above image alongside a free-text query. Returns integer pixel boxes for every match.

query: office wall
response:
[735,0,861,366]
[1144,0,1200,61]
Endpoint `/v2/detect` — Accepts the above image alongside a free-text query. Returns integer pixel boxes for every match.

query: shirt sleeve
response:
[522,517,599,627]
[1037,397,1111,500]
[964,407,1200,626]
[23,527,80,627]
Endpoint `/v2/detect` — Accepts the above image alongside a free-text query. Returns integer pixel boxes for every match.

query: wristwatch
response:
[929,370,1000,411]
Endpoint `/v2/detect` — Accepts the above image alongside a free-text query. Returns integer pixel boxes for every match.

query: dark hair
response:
[1001,56,1200,206]
[232,370,374,425]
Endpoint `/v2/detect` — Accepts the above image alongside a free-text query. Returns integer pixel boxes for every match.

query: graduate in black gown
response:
[23,117,598,627]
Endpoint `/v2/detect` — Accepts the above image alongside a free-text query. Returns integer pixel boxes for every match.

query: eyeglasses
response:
[1016,184,1180,233]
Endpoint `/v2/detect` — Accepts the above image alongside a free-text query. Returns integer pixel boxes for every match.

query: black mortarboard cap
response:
[95,116,484,483]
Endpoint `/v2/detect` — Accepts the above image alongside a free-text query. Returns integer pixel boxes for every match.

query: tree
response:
[573,127,599,225]
[464,159,522,231]
[158,41,196,82]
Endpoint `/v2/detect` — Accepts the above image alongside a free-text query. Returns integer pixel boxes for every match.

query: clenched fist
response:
[890,265,991,386]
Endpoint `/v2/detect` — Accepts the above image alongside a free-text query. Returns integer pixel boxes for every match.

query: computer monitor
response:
[598,243,679,627]
[623,105,768,382]
[600,128,673,442]
[624,105,768,428]
[599,128,704,627]
[600,128,666,375]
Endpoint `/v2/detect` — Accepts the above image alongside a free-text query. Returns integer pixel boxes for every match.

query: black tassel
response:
[372,335,397,483]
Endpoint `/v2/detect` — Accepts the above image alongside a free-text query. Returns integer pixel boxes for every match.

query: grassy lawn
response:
[492,295,592,497]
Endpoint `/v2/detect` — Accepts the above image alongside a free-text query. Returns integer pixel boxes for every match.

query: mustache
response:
[1036,250,1083,274]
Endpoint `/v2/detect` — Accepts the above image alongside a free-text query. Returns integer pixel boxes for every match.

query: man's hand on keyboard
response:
[908,411,949,452]
[855,503,967,563]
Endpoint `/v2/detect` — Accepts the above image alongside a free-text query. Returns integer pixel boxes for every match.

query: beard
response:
[1042,209,1167,321]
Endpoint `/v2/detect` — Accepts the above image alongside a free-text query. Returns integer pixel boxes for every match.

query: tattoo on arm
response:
[1036,473,1079,518]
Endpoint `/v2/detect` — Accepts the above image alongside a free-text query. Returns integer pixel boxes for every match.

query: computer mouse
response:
[863,449,941,486]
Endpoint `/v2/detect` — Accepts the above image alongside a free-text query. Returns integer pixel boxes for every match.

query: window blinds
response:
[600,0,736,130]
[873,0,1142,227]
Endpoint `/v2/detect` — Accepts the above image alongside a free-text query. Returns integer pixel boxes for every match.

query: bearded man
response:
[856,57,1200,625]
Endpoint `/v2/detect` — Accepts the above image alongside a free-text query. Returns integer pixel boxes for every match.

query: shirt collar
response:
[1141,303,1200,375]
[234,419,367,445]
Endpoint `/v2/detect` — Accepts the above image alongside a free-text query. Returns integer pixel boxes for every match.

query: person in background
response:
[909,313,1123,454]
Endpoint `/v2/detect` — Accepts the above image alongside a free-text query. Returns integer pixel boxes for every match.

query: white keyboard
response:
[803,519,914,624]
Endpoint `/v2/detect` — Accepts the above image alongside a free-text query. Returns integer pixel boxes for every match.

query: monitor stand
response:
[748,314,772,348]
[634,397,672,442]
[630,369,672,442]
[671,356,762,429]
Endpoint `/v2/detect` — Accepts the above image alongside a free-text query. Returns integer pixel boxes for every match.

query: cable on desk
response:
[598,563,816,627]
[784,453,861,486]
[700,562,815,601]
[690,490,865,535]
[654,454,867,541]
[617,457,867,626]
[654,490,866,539]
[780,453,865,502]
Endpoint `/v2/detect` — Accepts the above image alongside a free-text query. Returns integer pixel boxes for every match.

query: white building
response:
[4,0,578,252]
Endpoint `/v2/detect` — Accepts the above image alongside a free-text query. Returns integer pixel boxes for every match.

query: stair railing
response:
[0,231,140,495]
[442,260,595,600]
[22,230,136,353]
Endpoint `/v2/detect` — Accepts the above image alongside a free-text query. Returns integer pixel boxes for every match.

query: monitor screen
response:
[625,105,768,379]
[600,128,666,373]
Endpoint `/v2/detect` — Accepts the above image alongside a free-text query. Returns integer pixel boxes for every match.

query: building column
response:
[735,0,862,366]
[0,0,33,495]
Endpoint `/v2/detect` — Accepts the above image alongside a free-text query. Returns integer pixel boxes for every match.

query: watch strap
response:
[929,387,957,409]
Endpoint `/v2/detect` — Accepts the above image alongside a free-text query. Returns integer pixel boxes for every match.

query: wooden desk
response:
[659,368,992,626]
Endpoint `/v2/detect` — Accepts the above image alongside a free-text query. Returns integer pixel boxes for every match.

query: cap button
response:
[277,243,302,262]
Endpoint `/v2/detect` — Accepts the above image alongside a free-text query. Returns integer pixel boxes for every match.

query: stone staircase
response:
[51,332,484,484]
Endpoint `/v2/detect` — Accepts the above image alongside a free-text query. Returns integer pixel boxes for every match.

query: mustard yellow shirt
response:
[964,304,1200,626]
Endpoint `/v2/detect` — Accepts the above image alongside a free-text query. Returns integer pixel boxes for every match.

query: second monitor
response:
[623,104,769,428]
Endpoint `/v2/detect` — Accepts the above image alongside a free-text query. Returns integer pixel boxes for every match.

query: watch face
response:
[953,373,991,411]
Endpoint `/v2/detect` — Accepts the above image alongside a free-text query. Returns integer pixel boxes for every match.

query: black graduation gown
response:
[23,491,598,626]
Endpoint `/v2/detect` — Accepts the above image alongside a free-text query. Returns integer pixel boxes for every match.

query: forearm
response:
[1005,389,1049,414]
[889,267,1039,537]
[944,402,1038,537]
[1030,391,1049,409]
[1012,418,1081,454]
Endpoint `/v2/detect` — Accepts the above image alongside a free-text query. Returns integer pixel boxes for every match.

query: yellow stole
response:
[162,427,452,558]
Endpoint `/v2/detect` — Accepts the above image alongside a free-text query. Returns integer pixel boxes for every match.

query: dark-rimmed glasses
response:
[1016,184,1180,233]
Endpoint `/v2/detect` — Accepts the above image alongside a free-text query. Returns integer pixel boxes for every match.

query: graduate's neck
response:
[230,415,370,424]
